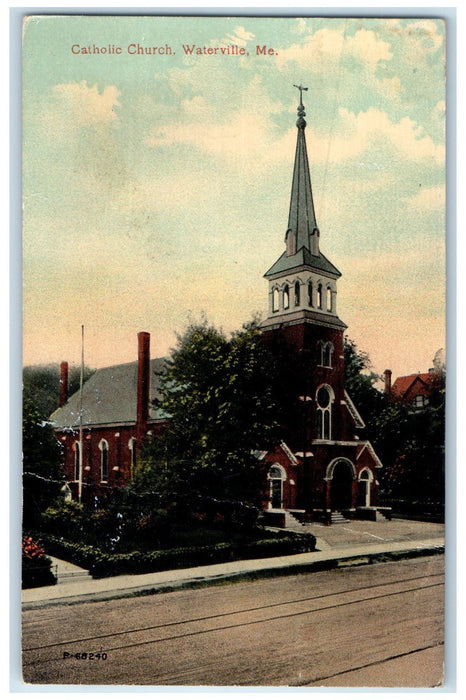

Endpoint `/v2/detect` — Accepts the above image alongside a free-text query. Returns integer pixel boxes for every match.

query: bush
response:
[30,533,98,570]
[22,536,56,589]
[35,530,316,579]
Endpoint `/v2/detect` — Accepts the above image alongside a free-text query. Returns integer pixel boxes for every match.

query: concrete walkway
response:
[22,519,445,609]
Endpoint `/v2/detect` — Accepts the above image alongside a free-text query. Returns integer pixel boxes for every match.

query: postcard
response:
[21,14,446,688]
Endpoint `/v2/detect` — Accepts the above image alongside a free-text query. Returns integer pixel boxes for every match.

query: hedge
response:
[35,531,316,579]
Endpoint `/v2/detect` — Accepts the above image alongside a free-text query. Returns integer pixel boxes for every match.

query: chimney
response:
[136,332,150,442]
[59,361,69,407]
[383,369,392,395]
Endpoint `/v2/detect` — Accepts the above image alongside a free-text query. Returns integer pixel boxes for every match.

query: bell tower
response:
[261,86,346,335]
[260,88,382,517]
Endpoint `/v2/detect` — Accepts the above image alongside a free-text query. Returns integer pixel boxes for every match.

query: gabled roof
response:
[264,246,341,279]
[356,441,383,469]
[50,358,167,429]
[391,372,436,400]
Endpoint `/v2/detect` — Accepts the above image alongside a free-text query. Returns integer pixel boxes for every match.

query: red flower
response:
[22,537,45,560]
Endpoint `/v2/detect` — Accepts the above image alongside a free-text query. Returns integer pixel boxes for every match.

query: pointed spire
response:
[286,85,319,257]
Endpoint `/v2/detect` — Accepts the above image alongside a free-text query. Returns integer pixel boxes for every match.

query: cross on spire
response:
[293,83,308,106]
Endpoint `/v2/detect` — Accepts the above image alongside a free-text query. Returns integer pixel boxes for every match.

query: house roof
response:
[391,372,436,400]
[50,358,167,429]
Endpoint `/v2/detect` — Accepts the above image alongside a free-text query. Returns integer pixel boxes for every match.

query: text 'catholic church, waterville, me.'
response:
[51,88,385,524]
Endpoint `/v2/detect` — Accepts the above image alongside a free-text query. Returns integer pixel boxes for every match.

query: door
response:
[270,479,283,509]
[330,460,353,510]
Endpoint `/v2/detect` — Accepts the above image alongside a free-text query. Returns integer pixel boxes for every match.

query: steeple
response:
[286,85,319,257]
[262,86,344,330]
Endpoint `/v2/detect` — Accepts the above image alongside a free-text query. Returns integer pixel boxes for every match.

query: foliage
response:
[377,397,445,504]
[344,338,445,509]
[134,319,280,504]
[22,536,56,588]
[344,336,385,437]
[22,398,65,527]
[23,364,94,420]
[22,362,93,527]
[36,530,316,579]
[40,494,261,554]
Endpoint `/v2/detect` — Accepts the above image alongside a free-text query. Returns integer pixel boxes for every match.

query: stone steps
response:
[330,511,350,524]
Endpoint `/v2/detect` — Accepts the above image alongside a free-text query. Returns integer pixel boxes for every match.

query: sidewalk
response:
[22,519,445,609]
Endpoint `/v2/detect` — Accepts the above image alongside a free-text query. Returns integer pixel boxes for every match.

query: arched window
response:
[327,286,332,312]
[74,441,80,481]
[99,440,109,482]
[316,385,333,440]
[358,468,374,507]
[318,341,334,368]
[128,437,137,475]
[294,281,300,306]
[317,283,323,309]
[283,285,290,310]
[321,341,334,367]
[272,288,280,313]
[308,281,313,307]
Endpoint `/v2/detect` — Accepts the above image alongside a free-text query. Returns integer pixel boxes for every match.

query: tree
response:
[343,338,445,512]
[133,319,279,505]
[23,364,94,419]
[22,398,64,527]
[377,372,445,509]
[344,336,385,440]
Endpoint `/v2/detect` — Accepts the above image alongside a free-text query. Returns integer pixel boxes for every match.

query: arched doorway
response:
[329,459,354,511]
[268,464,286,509]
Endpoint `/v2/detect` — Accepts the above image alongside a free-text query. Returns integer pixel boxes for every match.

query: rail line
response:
[24,571,443,652]
[23,575,444,667]
[292,642,445,687]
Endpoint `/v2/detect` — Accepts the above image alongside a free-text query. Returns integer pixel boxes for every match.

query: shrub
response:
[35,530,316,579]
[22,536,57,589]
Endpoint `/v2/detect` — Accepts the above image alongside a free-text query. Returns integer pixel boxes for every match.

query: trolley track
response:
[23,572,444,666]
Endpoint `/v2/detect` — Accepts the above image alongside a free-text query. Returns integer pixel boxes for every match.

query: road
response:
[22,554,444,688]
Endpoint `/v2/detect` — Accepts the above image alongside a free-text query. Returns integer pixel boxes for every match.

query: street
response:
[22,554,444,687]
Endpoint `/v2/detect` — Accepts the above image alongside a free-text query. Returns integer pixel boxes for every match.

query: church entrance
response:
[268,465,285,509]
[330,460,353,511]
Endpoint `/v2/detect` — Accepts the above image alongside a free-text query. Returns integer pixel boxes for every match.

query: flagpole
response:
[78,325,84,504]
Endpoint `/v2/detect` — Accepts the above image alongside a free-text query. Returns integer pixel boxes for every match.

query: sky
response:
[22,14,446,382]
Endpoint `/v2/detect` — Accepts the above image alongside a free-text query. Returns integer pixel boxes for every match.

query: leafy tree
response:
[22,398,64,527]
[343,337,445,511]
[344,336,385,440]
[378,373,445,508]
[23,364,94,419]
[133,319,280,505]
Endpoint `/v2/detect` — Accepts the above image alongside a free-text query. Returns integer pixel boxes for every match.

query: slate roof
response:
[50,358,168,429]
[264,246,341,279]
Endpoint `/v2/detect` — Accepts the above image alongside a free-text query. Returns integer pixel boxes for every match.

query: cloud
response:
[325,108,445,166]
[51,81,121,127]
[275,26,392,73]
[221,25,255,47]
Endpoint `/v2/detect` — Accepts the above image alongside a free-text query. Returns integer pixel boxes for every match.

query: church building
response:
[259,88,384,521]
[51,88,385,521]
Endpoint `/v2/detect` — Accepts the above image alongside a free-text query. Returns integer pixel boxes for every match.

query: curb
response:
[22,543,444,610]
